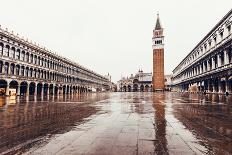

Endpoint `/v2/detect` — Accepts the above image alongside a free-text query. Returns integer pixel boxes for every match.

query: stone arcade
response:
[172,9,232,94]
[0,27,111,96]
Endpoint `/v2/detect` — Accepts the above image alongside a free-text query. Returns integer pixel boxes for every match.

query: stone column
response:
[218,79,222,93]
[17,84,21,96]
[224,50,229,65]
[212,81,216,93]
[207,80,210,93]
[212,57,215,70]
[217,53,221,68]
[225,77,229,93]
[34,85,37,96]
[26,84,30,96]
[8,63,11,75]
[5,84,9,96]
[41,86,44,96]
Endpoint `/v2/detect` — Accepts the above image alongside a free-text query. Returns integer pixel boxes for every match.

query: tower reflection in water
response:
[152,93,167,154]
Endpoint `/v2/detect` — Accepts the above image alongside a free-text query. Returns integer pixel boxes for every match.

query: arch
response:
[123,85,127,92]
[133,84,138,92]
[21,66,25,76]
[10,47,15,58]
[145,85,149,92]
[67,85,70,94]
[10,63,15,75]
[0,79,7,95]
[15,49,20,60]
[37,83,43,95]
[4,45,10,57]
[128,85,131,92]
[25,52,29,62]
[140,85,144,92]
[63,85,66,94]
[49,84,54,94]
[54,85,58,94]
[44,83,49,95]
[30,53,33,63]
[16,65,20,75]
[4,62,9,75]
[21,50,25,61]
[29,82,36,95]
[20,81,28,95]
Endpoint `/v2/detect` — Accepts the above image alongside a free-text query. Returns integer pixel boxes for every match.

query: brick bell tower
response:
[152,14,165,91]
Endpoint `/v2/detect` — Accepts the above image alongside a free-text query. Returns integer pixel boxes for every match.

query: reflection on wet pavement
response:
[0,92,231,155]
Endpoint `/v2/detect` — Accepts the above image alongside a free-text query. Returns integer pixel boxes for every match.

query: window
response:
[227,25,231,33]
[220,31,223,39]
[4,45,10,57]
[21,51,25,61]
[9,48,15,58]
[25,53,29,62]
[21,67,24,76]
[16,50,20,59]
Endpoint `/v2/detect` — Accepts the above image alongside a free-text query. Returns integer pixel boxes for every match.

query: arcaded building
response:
[172,9,232,94]
[117,70,153,92]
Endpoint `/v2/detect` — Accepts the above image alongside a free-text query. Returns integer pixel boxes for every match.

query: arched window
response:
[16,65,20,75]
[10,47,15,58]
[34,55,37,64]
[25,52,29,62]
[30,54,33,63]
[10,64,15,75]
[5,63,9,75]
[21,66,25,76]
[21,51,25,61]
[16,49,20,59]
[4,45,10,57]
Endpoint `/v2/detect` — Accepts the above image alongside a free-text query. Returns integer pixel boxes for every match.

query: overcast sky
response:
[0,0,231,82]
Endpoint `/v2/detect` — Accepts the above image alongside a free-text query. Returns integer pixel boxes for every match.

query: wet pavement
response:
[0,92,232,155]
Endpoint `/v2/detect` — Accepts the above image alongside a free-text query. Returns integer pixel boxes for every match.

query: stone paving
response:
[0,92,232,155]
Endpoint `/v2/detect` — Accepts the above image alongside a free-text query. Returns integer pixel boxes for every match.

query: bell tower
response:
[152,14,165,91]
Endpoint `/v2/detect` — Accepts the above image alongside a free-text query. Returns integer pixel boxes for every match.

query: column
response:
[207,60,210,71]
[41,86,44,96]
[5,84,9,96]
[225,77,229,93]
[212,81,216,93]
[217,53,221,67]
[207,80,210,93]
[45,86,48,96]
[218,79,222,93]
[17,84,20,96]
[26,84,29,96]
[57,87,60,95]
[34,85,37,96]
[212,57,215,69]
[8,63,11,75]
[224,50,229,65]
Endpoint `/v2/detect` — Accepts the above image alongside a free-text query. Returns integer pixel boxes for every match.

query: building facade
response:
[117,70,153,92]
[0,26,111,96]
[153,14,165,91]
[172,9,232,94]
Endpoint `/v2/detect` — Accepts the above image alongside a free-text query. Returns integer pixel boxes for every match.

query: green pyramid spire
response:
[155,13,162,30]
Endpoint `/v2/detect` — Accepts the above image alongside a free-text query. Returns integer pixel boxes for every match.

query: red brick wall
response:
[153,48,164,90]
